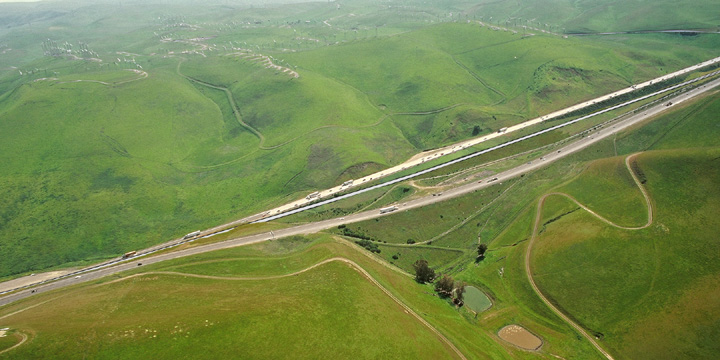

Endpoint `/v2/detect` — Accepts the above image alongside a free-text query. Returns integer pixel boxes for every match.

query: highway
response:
[247,55,720,220]
[2,74,718,308]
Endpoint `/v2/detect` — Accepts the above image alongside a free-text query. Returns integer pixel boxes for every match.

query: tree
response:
[453,281,466,306]
[477,243,488,259]
[454,281,466,302]
[434,274,454,298]
[413,260,435,283]
[472,125,481,136]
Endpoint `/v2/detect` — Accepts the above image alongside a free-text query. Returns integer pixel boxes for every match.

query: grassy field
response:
[465,0,720,33]
[0,0,719,281]
[531,149,720,359]
[0,236,461,359]
[0,233,603,359]
[4,88,718,358]
[616,89,720,154]
[298,87,720,358]
[554,156,648,227]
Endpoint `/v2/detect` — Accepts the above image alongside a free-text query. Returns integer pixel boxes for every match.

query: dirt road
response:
[524,153,654,360]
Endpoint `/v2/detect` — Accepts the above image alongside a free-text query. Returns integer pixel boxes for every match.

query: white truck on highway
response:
[379,206,399,214]
[183,231,201,240]
[498,127,508,134]
[306,191,320,200]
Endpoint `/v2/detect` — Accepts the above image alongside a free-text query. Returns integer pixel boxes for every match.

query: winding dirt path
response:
[524,153,653,360]
[175,58,468,169]
[52,69,148,86]
[175,60,267,147]
[0,332,28,355]
[2,255,464,358]
[103,257,466,359]
[416,181,520,245]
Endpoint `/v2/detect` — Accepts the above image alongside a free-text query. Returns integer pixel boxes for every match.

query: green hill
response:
[0,0,718,280]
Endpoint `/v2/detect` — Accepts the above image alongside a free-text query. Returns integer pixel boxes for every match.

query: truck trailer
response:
[379,206,399,214]
[183,231,201,240]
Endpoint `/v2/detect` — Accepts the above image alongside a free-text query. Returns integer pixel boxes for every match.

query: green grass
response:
[531,149,720,359]
[617,90,720,154]
[0,331,21,352]
[0,233,593,360]
[0,235,463,359]
[162,241,337,277]
[555,156,648,227]
[466,0,720,33]
[1,265,457,359]
[1,0,719,281]
[376,244,465,274]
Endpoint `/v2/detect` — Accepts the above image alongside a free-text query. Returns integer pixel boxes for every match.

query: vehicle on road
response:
[498,127,508,134]
[122,251,137,259]
[183,231,201,240]
[379,206,399,214]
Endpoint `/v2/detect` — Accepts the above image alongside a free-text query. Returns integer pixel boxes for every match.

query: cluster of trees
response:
[338,225,374,241]
[629,159,647,184]
[355,239,380,253]
[477,243,488,260]
[413,260,466,305]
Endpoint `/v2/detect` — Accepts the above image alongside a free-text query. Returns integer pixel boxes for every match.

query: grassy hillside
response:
[0,234,602,359]
[1,0,719,278]
[0,61,414,277]
[3,79,719,359]
[531,149,720,359]
[284,22,720,149]
[0,236,460,359]
[306,89,720,359]
[466,0,720,33]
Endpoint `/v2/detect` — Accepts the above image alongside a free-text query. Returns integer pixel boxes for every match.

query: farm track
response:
[524,153,653,360]
[175,60,267,146]
[414,181,520,246]
[52,69,149,86]
[0,253,463,358]
[0,331,28,355]
[175,59,465,169]
[450,55,507,102]
[97,257,467,360]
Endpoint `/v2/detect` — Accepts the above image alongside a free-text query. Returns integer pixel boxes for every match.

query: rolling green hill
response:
[465,0,720,33]
[0,0,718,282]
[0,234,602,359]
[2,68,720,358]
[315,90,720,359]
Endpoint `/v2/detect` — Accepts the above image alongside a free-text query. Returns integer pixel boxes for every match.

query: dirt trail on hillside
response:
[524,153,653,360]
[108,257,465,359]
[1,255,465,359]
[0,331,28,355]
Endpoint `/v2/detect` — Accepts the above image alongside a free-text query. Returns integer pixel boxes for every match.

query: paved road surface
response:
[2,76,718,308]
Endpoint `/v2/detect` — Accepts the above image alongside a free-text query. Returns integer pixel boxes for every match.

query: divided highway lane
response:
[3,76,718,308]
